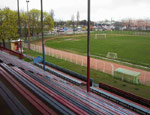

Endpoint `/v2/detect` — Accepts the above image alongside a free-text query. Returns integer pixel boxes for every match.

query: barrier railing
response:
[23,43,114,75]
[0,46,23,59]
[99,82,150,107]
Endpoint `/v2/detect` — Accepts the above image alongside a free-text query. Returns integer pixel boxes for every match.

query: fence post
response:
[39,46,40,53]
[48,49,50,56]
[57,50,59,58]
[65,53,67,61]
[55,50,57,58]
[76,55,77,64]
[61,52,62,59]
[35,45,36,52]
[37,46,39,52]
[24,43,26,48]
[36,45,38,52]
[32,44,33,50]
[35,45,37,52]
[49,48,51,56]
[53,49,54,57]
[111,64,114,75]
[144,72,146,85]
[31,44,33,50]
[57,51,59,58]
[58,51,60,59]
[81,57,83,66]
[103,62,105,72]
[53,50,56,57]
[40,46,42,53]
[95,59,98,70]
[56,50,58,58]
[71,54,72,62]
[34,44,35,51]
[46,48,47,55]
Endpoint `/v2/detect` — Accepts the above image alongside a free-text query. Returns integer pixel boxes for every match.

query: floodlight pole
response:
[26,0,31,49]
[17,0,23,59]
[41,0,45,71]
[87,0,91,92]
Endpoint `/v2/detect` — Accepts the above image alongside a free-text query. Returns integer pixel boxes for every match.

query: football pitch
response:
[45,31,150,67]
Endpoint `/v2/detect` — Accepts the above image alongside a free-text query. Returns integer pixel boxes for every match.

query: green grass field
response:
[23,49,150,99]
[45,31,150,67]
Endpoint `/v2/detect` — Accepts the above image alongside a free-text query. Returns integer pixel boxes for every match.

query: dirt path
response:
[33,36,150,86]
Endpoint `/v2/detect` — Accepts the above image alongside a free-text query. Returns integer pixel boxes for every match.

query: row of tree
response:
[0,8,19,45]
[24,9,54,37]
[0,8,54,45]
[55,11,90,28]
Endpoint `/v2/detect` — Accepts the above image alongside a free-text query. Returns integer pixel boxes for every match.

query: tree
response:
[80,20,87,26]
[50,9,55,27]
[66,20,72,27]
[29,9,54,36]
[71,15,75,33]
[77,11,80,27]
[114,21,123,30]
[50,9,54,20]
[20,12,28,40]
[0,8,19,47]
[43,12,54,31]
[29,9,41,36]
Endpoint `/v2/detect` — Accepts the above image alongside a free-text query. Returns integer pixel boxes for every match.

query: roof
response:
[115,68,140,77]
[11,39,24,42]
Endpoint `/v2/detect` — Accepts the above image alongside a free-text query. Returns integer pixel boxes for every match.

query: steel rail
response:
[23,69,131,115]
[22,69,101,115]
[13,67,89,115]
[0,67,56,115]
[90,87,150,115]
[0,63,75,115]
[0,81,30,115]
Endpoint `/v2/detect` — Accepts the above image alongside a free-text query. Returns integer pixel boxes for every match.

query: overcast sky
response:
[0,0,150,21]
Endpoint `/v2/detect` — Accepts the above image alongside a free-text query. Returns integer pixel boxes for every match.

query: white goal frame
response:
[95,33,107,39]
[106,52,117,59]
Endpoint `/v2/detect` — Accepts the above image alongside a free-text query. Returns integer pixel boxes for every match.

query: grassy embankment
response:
[24,49,150,99]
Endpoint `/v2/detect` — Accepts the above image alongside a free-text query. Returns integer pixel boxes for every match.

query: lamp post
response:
[41,0,45,70]
[26,0,31,49]
[17,0,23,59]
[87,0,91,92]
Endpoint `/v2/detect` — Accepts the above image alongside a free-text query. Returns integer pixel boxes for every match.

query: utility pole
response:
[17,0,23,59]
[41,0,45,71]
[26,0,30,49]
[87,0,91,92]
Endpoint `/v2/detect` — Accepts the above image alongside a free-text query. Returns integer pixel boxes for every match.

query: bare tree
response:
[50,9,54,19]
[77,11,80,27]
[71,14,75,33]
[50,9,55,27]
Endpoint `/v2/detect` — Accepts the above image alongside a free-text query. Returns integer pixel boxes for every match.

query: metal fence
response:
[23,43,150,86]
[23,43,114,75]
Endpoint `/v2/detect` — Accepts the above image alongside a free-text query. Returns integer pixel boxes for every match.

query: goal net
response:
[95,34,106,39]
[106,52,117,59]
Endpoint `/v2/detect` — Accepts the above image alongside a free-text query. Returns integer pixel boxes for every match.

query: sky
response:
[0,0,150,21]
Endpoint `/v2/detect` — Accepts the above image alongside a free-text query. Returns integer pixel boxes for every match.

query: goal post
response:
[95,33,106,39]
[106,52,117,59]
